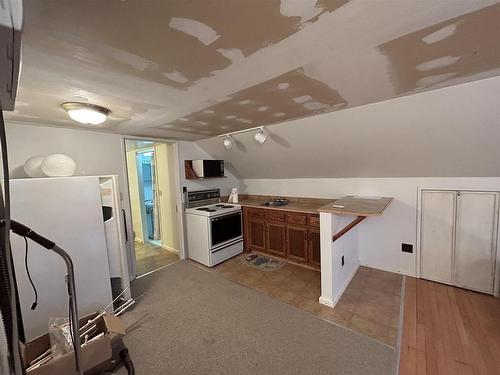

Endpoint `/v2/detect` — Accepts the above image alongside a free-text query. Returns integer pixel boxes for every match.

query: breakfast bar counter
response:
[317,195,393,308]
[231,194,334,214]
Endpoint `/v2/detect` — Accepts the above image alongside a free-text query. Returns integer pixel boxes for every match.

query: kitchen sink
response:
[261,199,289,207]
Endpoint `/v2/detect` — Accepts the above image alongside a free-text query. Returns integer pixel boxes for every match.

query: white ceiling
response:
[197,76,500,178]
[5,0,500,140]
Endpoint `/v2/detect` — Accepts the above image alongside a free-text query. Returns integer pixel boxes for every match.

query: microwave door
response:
[210,212,242,248]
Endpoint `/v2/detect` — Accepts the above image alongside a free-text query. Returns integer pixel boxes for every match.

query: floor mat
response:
[241,253,285,271]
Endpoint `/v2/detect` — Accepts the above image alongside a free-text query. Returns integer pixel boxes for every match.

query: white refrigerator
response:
[8,176,128,340]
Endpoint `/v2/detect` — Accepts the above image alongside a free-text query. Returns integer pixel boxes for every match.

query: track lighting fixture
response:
[223,135,233,149]
[254,129,267,144]
[217,126,267,149]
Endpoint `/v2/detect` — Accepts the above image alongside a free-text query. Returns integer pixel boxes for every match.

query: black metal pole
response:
[0,219,83,374]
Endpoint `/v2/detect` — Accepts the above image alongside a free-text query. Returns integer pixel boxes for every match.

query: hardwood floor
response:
[399,277,500,375]
[135,241,179,276]
[212,253,403,346]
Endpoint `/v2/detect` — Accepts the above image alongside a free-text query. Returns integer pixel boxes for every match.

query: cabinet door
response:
[287,225,308,262]
[266,222,286,256]
[420,191,456,285]
[308,229,321,266]
[454,192,498,294]
[248,218,266,252]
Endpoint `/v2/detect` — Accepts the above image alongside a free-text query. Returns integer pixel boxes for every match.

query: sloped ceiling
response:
[196,76,500,178]
[4,0,500,139]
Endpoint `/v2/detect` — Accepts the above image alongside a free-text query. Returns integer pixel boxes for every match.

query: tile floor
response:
[212,253,403,346]
[135,241,179,276]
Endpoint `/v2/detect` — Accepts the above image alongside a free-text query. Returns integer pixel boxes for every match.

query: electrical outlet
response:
[402,243,413,253]
[341,255,345,266]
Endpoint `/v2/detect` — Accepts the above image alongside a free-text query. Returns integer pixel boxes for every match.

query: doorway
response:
[124,139,181,277]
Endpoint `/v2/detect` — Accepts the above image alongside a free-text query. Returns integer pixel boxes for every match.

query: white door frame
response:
[416,187,500,297]
[120,136,186,280]
[135,147,154,243]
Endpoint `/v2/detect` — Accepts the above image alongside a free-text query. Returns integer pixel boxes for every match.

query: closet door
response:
[420,191,456,284]
[454,192,498,294]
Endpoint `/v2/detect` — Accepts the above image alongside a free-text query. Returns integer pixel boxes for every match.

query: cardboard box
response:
[21,313,126,375]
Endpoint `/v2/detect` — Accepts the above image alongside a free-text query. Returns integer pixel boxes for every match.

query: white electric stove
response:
[185,203,241,217]
[185,189,243,267]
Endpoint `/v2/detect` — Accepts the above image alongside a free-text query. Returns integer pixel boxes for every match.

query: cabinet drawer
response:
[309,215,320,228]
[287,213,308,226]
[266,210,285,222]
[247,207,265,218]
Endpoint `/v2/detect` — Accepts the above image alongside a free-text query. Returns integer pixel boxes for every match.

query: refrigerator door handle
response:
[122,209,128,242]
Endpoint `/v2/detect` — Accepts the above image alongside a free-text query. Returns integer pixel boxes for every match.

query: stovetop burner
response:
[197,207,216,212]
[215,204,234,208]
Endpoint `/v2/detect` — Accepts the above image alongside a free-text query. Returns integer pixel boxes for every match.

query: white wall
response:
[240,177,500,276]
[5,123,125,179]
[178,140,242,199]
[4,123,234,275]
[4,122,139,277]
[320,212,360,307]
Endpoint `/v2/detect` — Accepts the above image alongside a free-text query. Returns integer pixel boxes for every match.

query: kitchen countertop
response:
[318,196,393,216]
[225,195,335,214]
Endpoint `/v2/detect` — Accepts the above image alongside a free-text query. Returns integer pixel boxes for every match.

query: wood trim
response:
[184,160,198,179]
[332,216,366,242]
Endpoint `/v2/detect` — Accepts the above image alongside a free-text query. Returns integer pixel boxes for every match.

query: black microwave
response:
[192,160,224,178]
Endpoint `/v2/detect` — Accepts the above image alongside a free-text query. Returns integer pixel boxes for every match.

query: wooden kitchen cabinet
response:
[287,225,308,262]
[266,222,286,256]
[248,217,266,252]
[308,228,321,266]
[242,206,320,268]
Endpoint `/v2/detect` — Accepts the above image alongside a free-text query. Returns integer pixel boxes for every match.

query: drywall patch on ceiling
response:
[203,109,215,114]
[416,56,461,72]
[161,68,347,136]
[217,48,245,64]
[303,101,328,110]
[169,17,220,46]
[293,95,313,103]
[162,70,189,84]
[236,118,253,124]
[97,45,159,72]
[278,82,290,90]
[417,72,458,88]
[378,3,500,95]
[10,0,499,139]
[422,23,457,44]
[238,99,254,105]
[280,0,324,24]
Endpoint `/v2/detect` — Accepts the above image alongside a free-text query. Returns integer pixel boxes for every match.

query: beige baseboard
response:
[161,244,180,254]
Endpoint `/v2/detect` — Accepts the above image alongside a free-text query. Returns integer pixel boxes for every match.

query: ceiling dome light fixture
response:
[61,102,111,125]
[223,135,233,149]
[217,126,267,149]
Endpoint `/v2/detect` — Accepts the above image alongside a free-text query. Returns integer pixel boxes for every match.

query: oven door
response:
[210,211,242,249]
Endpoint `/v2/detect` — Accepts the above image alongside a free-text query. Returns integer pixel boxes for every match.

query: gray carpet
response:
[119,261,396,375]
